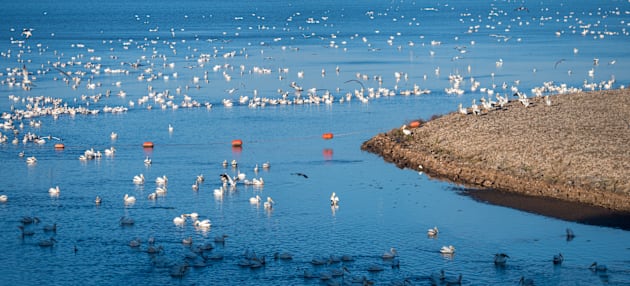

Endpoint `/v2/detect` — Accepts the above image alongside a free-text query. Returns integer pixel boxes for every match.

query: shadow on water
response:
[455,187,630,231]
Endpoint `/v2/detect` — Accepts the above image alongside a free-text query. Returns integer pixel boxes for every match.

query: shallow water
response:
[1,0,629,285]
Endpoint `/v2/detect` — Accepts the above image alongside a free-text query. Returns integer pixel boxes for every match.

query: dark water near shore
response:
[1,0,629,285]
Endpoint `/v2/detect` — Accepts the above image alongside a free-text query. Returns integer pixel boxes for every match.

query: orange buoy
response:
[409,121,421,128]
[231,139,243,147]
[142,141,154,148]
[322,133,334,140]
[54,143,65,149]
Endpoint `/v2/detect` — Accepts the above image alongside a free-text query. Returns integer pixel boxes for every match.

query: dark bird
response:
[554,59,566,69]
[553,253,564,265]
[291,173,308,179]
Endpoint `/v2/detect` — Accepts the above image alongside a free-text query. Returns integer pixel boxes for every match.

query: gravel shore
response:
[362,88,630,224]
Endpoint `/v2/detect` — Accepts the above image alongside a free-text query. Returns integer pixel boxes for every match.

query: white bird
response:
[173,214,186,226]
[22,29,33,39]
[147,192,157,200]
[144,156,152,165]
[194,219,211,229]
[263,197,274,209]
[26,156,37,165]
[48,186,60,196]
[382,247,398,259]
[168,124,174,133]
[123,194,136,205]
[0,195,7,203]
[427,226,439,237]
[494,253,510,265]
[155,175,168,186]
[249,195,261,204]
[133,174,145,185]
[110,132,118,140]
[440,245,456,254]
[330,192,339,206]
[94,196,102,205]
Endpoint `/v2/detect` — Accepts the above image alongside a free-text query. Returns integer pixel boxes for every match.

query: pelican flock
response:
[1,0,626,284]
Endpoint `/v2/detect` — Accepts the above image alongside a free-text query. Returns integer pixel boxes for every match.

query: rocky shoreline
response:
[362,88,630,223]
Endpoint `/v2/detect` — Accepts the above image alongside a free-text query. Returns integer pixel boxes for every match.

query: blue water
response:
[1,1,629,285]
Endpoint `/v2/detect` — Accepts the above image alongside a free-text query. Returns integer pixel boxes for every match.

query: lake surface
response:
[1,0,629,285]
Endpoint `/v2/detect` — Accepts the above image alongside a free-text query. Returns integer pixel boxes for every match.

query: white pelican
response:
[123,194,136,205]
[173,214,186,226]
[589,262,607,272]
[262,161,270,169]
[187,212,199,221]
[147,192,157,200]
[110,132,118,140]
[133,174,145,185]
[494,253,509,265]
[330,192,339,206]
[222,160,228,168]
[0,195,7,203]
[252,177,264,186]
[440,245,456,254]
[196,174,205,183]
[194,219,211,229]
[427,226,439,237]
[213,188,224,197]
[263,197,274,209]
[22,28,33,39]
[553,253,563,265]
[191,182,199,191]
[219,173,236,186]
[382,247,398,259]
[104,147,116,156]
[144,156,152,165]
[95,196,102,205]
[253,164,259,173]
[48,186,60,196]
[168,124,174,133]
[155,187,167,196]
[182,236,193,245]
[26,156,37,165]
[249,195,261,204]
[155,175,168,186]
[231,159,238,168]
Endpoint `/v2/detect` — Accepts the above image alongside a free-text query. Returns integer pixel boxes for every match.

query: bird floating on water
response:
[427,226,439,237]
[440,245,456,255]
[330,192,339,206]
[494,253,510,265]
[553,253,564,265]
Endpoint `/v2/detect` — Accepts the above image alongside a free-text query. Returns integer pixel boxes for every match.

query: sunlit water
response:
[1,1,629,285]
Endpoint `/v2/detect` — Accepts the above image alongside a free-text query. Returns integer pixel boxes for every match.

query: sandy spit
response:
[362,88,630,213]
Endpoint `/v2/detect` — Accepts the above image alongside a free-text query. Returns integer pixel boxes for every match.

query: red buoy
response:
[142,141,154,148]
[322,133,334,140]
[409,121,421,128]
[231,139,243,147]
[54,143,65,149]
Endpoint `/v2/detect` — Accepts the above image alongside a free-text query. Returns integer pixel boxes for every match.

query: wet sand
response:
[362,88,630,228]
